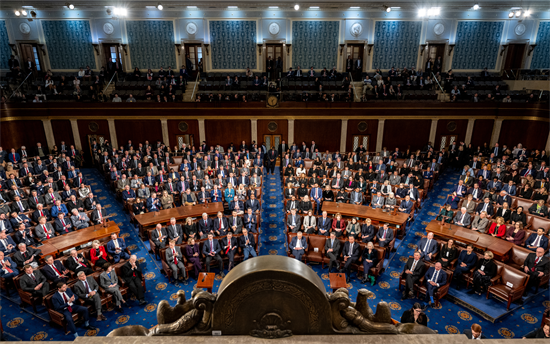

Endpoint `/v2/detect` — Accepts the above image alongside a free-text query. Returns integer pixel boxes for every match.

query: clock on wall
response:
[186,22,198,35]
[433,23,445,36]
[103,22,114,35]
[514,23,526,36]
[267,95,279,108]
[350,23,363,37]
[19,23,31,35]
[268,22,280,36]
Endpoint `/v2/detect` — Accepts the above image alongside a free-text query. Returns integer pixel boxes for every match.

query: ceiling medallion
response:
[178,121,189,132]
[433,23,445,36]
[514,23,526,36]
[350,22,363,37]
[186,22,198,35]
[103,22,114,35]
[268,22,280,36]
[267,121,278,132]
[19,23,31,35]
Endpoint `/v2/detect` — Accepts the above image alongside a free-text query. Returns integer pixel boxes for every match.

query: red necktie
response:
[1,261,13,273]
[25,168,29,174]
[44,225,50,239]
[98,211,102,221]
[533,257,541,271]
[35,197,38,204]
[173,249,178,264]
[62,293,72,312]
[77,257,87,267]
[51,264,61,276]
[62,219,68,232]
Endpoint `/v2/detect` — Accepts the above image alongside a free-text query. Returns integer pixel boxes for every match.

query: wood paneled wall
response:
[204,120,251,149]
[257,120,288,147]
[382,120,431,151]
[0,120,46,152]
[499,120,549,149]
[434,119,468,150]
[294,120,342,152]
[51,120,75,148]
[167,120,200,149]
[77,119,111,158]
[346,120,379,152]
[470,119,494,148]
[114,120,163,148]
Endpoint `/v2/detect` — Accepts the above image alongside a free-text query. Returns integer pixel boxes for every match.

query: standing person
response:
[266,147,278,175]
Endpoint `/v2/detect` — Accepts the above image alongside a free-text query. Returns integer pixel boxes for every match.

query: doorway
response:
[102,43,123,70]
[263,135,282,151]
[266,44,284,80]
[439,135,458,151]
[503,43,526,72]
[344,44,364,79]
[87,134,106,165]
[19,43,43,75]
[184,43,202,78]
[176,135,194,150]
[427,43,446,75]
[351,135,370,152]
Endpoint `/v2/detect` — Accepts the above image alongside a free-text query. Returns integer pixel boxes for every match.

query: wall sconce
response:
[8,44,17,55]
[527,44,537,56]
[92,43,100,56]
[257,44,263,56]
[203,44,210,56]
[120,44,128,56]
[420,44,427,56]
[285,44,291,55]
[367,43,374,56]
[37,44,46,55]
[447,44,455,56]
[339,44,345,56]
[175,43,182,56]
[499,44,509,56]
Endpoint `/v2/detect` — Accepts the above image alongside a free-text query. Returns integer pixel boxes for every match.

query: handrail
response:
[348,72,360,101]
[509,69,517,80]
[8,72,33,99]
[503,69,510,79]
[102,71,118,94]
[190,71,201,101]
[431,72,444,93]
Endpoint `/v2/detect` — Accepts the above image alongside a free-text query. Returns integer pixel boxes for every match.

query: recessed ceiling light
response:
[21,10,28,16]
[473,4,480,10]
[14,10,21,16]
[508,11,514,18]
[515,10,522,17]
[309,6,319,9]
[187,6,197,8]
[269,6,279,9]
[157,4,163,10]
[350,7,360,9]
[294,4,300,10]
[67,3,75,10]
[524,10,531,16]
[228,6,238,9]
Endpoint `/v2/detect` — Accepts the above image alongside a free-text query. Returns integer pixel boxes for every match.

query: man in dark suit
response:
[12,244,41,268]
[523,247,550,293]
[198,213,214,238]
[266,147,278,175]
[106,233,130,263]
[0,231,17,254]
[221,231,238,270]
[91,204,108,224]
[53,282,96,337]
[417,232,438,260]
[462,323,486,339]
[239,228,257,261]
[423,262,448,307]
[73,271,106,321]
[0,250,19,280]
[525,228,549,251]
[475,198,494,216]
[42,255,70,284]
[245,194,260,213]
[66,249,94,275]
[202,233,224,276]
[19,264,49,298]
[28,192,45,211]
[325,232,340,272]
[376,223,394,248]
[340,235,360,282]
[290,231,307,261]
[165,217,184,244]
[121,255,147,305]
[84,193,99,211]
[317,211,331,236]
[402,251,425,299]
[54,213,73,235]
[151,224,168,250]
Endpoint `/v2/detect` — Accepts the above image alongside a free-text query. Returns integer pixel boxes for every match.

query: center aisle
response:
[259,166,287,255]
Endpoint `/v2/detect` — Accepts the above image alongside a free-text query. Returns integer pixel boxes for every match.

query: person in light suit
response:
[202,233,224,276]
[290,231,307,261]
[350,187,363,205]
[73,271,106,321]
[423,262,448,307]
[339,235,360,282]
[302,210,317,234]
[166,240,187,286]
[417,232,438,260]
[453,207,471,227]
[371,192,385,209]
[99,263,125,310]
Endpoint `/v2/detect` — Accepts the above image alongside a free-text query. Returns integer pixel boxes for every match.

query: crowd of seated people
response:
[0,141,152,337]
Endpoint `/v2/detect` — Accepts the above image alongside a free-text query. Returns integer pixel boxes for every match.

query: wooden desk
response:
[425,220,513,260]
[37,222,120,258]
[329,272,347,292]
[322,203,409,231]
[134,203,224,238]
[196,272,215,293]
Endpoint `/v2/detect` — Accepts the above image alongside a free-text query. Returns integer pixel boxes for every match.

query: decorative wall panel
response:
[209,21,257,69]
[452,21,504,69]
[531,21,550,69]
[41,20,96,69]
[372,21,422,69]
[126,20,177,69]
[292,21,339,69]
[0,20,10,70]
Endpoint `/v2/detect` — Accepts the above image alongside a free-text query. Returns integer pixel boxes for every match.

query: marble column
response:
[70,119,82,151]
[428,119,438,145]
[42,119,55,149]
[198,119,206,144]
[251,119,258,144]
[464,119,476,145]
[375,119,385,152]
[161,119,170,146]
[490,119,503,146]
[288,119,295,145]
[108,119,118,148]
[546,131,550,153]
[340,119,348,153]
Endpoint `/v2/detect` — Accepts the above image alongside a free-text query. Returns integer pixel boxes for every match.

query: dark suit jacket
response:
[221,236,238,253]
[91,209,108,223]
[19,270,47,292]
[73,276,99,300]
[424,266,447,286]
[42,261,69,281]
[120,261,143,283]
[324,237,341,256]
[417,238,438,256]
[404,258,425,279]
[238,233,255,248]
[341,241,361,260]
[462,329,487,339]
[202,239,221,255]
[524,253,550,275]
[376,227,394,242]
[65,254,91,272]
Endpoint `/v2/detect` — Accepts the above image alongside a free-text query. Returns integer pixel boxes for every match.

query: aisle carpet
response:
[1,167,548,341]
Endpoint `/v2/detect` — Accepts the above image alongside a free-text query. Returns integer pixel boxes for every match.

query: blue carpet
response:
[1,167,548,340]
